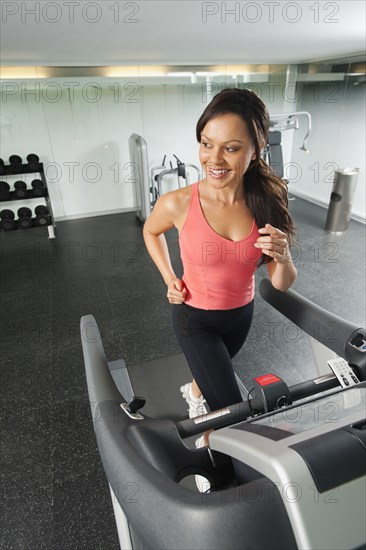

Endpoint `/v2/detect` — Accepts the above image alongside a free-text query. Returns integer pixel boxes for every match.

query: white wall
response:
[1,79,145,218]
[288,79,365,220]
[1,74,364,222]
[0,80,209,219]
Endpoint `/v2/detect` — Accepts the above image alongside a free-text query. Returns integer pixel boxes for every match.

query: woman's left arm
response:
[255,223,297,291]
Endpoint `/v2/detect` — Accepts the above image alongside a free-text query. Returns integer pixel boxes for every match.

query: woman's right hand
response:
[166,279,187,304]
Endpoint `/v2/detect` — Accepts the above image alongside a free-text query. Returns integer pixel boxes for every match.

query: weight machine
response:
[129,134,200,224]
[263,112,312,197]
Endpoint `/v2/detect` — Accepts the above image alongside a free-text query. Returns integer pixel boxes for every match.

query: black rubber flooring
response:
[1,197,365,549]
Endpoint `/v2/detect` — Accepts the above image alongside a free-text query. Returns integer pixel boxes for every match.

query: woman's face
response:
[199,113,257,188]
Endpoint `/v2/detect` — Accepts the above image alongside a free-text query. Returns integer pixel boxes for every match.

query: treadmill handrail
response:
[259,278,365,364]
[175,372,345,439]
[81,302,365,438]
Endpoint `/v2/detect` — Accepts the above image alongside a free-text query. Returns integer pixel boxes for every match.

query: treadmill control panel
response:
[327,357,360,387]
[209,386,366,550]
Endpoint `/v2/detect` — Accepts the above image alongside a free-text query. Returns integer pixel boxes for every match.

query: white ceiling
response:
[1,0,365,67]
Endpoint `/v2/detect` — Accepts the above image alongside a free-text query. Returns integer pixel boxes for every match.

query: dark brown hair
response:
[196,87,295,265]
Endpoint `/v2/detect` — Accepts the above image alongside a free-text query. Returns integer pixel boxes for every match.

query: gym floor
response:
[1,196,365,549]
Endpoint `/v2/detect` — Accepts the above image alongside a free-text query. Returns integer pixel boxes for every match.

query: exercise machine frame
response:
[81,281,365,550]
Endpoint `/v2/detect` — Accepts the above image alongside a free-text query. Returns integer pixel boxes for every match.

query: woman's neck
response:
[199,179,245,206]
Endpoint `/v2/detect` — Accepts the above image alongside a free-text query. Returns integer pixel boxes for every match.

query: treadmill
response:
[80,279,366,550]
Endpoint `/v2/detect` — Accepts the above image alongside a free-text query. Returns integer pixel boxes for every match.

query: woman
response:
[143,87,297,447]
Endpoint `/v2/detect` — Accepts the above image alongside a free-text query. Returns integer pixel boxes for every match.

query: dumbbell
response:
[14,180,28,199]
[34,205,51,227]
[31,179,44,197]
[0,209,16,231]
[27,154,40,171]
[17,207,33,229]
[0,159,4,176]
[9,155,23,172]
[0,181,10,201]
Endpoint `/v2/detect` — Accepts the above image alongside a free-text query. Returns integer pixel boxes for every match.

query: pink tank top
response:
[179,182,262,310]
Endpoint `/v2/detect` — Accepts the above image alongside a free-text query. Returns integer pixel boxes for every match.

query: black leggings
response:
[172,300,254,411]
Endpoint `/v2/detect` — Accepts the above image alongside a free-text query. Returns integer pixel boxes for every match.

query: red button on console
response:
[254,374,282,387]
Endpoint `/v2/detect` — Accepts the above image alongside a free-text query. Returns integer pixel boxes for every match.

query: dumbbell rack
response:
[0,159,56,239]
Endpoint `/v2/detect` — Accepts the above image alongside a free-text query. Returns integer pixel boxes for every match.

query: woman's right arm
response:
[143,193,187,303]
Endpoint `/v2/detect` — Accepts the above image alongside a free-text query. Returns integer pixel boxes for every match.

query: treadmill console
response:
[210,386,366,550]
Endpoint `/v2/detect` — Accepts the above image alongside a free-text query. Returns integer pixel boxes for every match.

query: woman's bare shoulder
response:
[157,184,194,215]
[153,183,198,231]
[145,182,202,234]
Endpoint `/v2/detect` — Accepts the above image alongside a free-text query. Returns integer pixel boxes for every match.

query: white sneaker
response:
[195,436,211,493]
[180,383,208,418]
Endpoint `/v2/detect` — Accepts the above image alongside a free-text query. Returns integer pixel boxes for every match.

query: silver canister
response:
[325,167,360,234]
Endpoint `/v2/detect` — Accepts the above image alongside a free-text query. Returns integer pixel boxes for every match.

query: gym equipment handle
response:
[259,278,361,359]
[175,371,341,439]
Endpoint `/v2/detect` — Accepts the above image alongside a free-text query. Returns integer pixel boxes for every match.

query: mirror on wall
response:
[1,56,365,220]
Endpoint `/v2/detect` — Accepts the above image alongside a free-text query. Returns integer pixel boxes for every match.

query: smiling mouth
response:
[208,168,231,177]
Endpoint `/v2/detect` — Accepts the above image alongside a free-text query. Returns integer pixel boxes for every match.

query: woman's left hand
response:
[255,223,290,264]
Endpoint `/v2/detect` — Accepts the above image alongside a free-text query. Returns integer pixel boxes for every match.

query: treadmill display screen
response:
[250,387,365,436]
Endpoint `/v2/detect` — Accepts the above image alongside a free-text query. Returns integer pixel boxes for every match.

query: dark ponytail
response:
[196,87,295,266]
[245,158,294,266]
